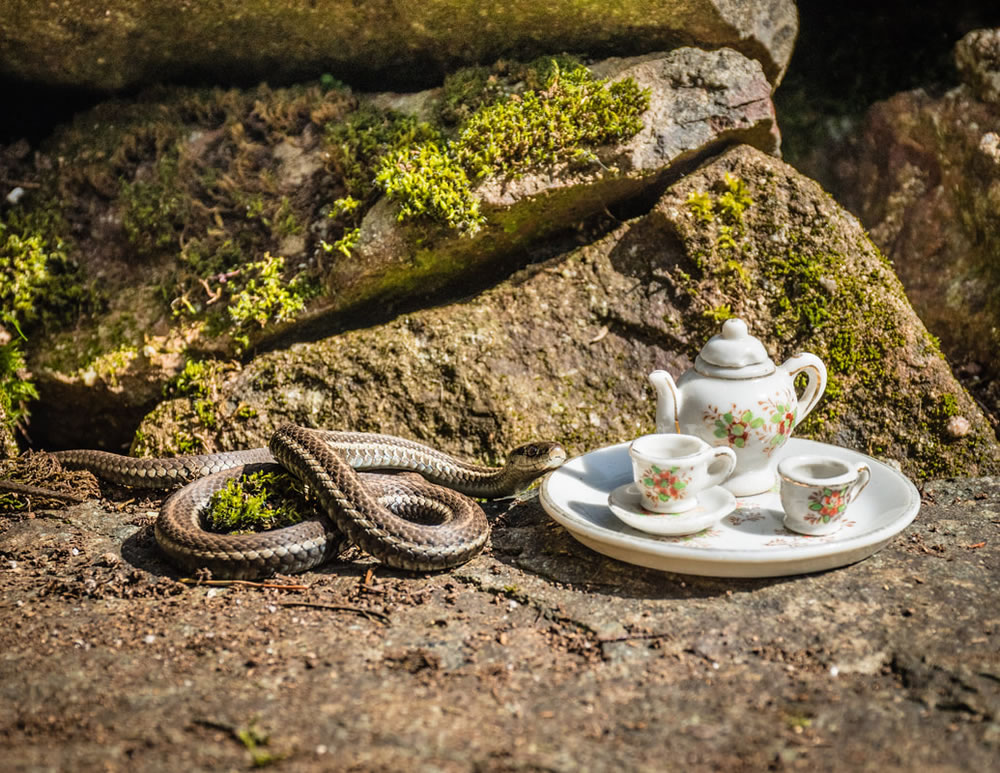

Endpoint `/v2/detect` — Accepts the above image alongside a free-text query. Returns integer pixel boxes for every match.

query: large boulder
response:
[0,1,797,93]
[818,28,1000,426]
[8,50,780,450]
[324,48,780,335]
[135,145,1000,480]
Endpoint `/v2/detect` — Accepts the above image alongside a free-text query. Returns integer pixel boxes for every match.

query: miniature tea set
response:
[540,318,920,577]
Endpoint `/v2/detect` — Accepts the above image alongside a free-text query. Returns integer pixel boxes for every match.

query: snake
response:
[50,425,566,579]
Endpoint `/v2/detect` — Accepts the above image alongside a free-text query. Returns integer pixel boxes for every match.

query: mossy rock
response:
[10,50,779,450]
[135,145,1000,479]
[0,1,797,92]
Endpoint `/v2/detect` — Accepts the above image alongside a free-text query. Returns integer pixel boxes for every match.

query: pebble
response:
[946,415,971,438]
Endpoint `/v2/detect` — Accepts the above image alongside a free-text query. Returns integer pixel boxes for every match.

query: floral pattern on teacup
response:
[805,486,851,524]
[639,464,691,504]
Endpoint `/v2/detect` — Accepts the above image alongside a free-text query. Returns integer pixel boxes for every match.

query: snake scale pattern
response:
[52,425,566,579]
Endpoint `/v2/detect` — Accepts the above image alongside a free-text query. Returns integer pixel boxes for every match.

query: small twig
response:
[598,632,673,644]
[197,277,222,305]
[0,480,85,503]
[179,578,309,591]
[278,601,389,624]
[193,717,237,734]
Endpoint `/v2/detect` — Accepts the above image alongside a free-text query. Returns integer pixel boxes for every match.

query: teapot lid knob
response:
[695,317,775,377]
[721,318,748,340]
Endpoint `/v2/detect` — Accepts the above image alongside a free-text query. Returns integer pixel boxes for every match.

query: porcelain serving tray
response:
[539,438,920,578]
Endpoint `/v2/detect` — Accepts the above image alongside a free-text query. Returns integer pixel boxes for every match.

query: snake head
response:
[507,441,567,478]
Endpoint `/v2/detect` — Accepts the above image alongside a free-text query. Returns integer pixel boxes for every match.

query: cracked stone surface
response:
[1,476,998,770]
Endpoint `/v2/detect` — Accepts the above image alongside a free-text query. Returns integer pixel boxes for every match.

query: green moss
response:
[172,429,202,454]
[223,253,319,352]
[703,304,734,325]
[938,392,959,418]
[0,341,38,439]
[194,399,218,429]
[0,208,98,432]
[206,470,310,533]
[164,358,234,431]
[685,174,754,242]
[0,208,92,332]
[120,153,189,255]
[54,82,351,352]
[686,191,714,224]
[0,223,50,327]
[235,404,258,420]
[455,62,648,178]
[436,55,585,127]
[373,61,649,234]
[375,143,484,234]
[437,67,503,126]
[325,105,443,202]
[167,358,214,398]
[322,226,361,257]
[715,174,753,224]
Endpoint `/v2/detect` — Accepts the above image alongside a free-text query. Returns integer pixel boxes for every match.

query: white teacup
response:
[628,434,737,513]
[778,455,871,535]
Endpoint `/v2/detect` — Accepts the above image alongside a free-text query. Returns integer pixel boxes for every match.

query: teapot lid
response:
[694,318,775,378]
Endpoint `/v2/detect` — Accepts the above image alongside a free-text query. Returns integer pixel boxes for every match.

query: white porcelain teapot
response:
[648,318,827,496]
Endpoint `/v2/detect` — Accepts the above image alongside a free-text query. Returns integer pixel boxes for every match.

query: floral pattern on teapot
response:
[703,389,797,457]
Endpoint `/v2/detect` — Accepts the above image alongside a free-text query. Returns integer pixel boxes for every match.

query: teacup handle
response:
[782,352,828,426]
[848,463,871,503]
[705,446,738,489]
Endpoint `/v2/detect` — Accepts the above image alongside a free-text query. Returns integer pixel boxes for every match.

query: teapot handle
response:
[782,353,828,426]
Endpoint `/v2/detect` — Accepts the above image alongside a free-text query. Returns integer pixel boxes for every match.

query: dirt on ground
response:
[1,474,999,772]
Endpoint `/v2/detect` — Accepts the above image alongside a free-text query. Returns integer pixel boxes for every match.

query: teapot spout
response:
[649,370,681,434]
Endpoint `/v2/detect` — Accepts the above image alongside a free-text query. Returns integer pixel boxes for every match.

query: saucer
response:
[607,483,736,536]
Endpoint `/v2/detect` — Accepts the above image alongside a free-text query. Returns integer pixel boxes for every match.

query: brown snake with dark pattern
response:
[47,425,566,579]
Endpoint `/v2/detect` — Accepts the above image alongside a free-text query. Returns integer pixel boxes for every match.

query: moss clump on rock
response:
[376,142,484,233]
[217,253,319,353]
[0,342,38,444]
[0,209,91,332]
[672,151,996,477]
[374,61,650,234]
[0,208,96,439]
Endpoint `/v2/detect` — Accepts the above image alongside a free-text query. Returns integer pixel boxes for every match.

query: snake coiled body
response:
[53,426,566,579]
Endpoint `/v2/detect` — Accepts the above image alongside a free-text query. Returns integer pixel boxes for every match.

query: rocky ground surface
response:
[1,474,998,771]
